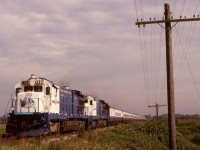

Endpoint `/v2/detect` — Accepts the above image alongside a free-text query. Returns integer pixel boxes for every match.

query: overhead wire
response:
[139,28,150,107]
[172,0,178,17]
[149,0,154,117]
[175,22,194,86]
[153,0,157,104]
[150,0,152,20]
[186,54,200,101]
[180,0,186,16]
[134,0,152,116]
[141,0,154,115]
[173,0,193,86]
[135,1,200,116]
[194,0,200,15]
[175,22,200,101]
[171,1,200,111]
[134,0,139,19]
[185,0,192,16]
[155,25,164,104]
[139,0,144,20]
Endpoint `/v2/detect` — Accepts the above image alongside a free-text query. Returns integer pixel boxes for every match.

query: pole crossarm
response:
[148,104,167,108]
[136,18,200,26]
[148,103,167,117]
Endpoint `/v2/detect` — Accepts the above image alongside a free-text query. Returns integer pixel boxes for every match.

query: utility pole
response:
[136,3,200,150]
[148,103,166,138]
[148,103,167,122]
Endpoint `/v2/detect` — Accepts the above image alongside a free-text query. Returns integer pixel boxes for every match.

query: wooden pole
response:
[135,3,200,149]
[148,103,167,137]
[164,4,176,150]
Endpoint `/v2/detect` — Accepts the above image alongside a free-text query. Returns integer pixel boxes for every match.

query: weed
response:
[47,142,63,150]
[192,135,200,145]
[1,121,200,150]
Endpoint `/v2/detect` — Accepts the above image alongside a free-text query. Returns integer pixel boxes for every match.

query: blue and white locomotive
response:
[6,74,145,137]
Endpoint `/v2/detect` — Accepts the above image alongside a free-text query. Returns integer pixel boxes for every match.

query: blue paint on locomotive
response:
[6,113,49,137]
[59,87,85,117]
[97,99,109,119]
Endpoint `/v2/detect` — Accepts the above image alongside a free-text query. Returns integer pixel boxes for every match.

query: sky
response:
[1,0,200,116]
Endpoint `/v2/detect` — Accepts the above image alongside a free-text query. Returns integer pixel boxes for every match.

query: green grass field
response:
[0,121,200,150]
[0,123,6,135]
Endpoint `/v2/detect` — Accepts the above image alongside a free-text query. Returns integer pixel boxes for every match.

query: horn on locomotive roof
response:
[31,74,36,79]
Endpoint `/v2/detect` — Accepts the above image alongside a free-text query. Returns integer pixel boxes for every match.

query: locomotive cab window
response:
[34,86,43,92]
[46,87,50,95]
[16,88,22,94]
[90,100,93,105]
[24,86,33,92]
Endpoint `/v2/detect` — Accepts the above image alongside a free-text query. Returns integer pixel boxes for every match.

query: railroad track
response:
[0,131,78,146]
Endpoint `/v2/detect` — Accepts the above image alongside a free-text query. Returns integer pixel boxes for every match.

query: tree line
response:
[144,114,200,119]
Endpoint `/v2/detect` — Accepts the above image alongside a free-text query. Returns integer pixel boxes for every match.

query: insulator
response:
[137,19,138,22]
[150,18,151,20]
[193,15,195,18]
[141,19,143,22]
[154,17,155,20]
[180,16,182,18]
[198,14,200,18]
[171,16,173,19]
[185,16,186,18]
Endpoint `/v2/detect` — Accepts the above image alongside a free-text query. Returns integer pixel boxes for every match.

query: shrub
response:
[192,135,200,145]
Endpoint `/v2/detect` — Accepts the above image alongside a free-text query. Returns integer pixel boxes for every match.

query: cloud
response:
[0,0,200,116]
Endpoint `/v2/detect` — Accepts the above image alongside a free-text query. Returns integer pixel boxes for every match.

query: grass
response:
[177,119,200,147]
[0,123,6,135]
[0,121,200,150]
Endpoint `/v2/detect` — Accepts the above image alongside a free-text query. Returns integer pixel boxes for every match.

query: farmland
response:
[1,120,200,150]
[177,118,200,125]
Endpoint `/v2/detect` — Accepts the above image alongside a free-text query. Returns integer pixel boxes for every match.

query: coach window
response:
[46,87,50,95]
[90,100,93,105]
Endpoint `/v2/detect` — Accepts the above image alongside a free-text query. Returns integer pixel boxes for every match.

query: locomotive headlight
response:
[29,79,35,86]
[11,107,14,113]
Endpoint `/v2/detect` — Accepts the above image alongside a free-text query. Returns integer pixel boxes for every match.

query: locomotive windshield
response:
[24,86,33,92]
[24,86,43,92]
[34,86,43,92]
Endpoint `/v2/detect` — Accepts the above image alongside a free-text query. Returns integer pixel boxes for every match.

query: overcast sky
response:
[1,0,200,116]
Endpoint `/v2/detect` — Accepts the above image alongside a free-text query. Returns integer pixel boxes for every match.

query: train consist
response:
[6,74,146,137]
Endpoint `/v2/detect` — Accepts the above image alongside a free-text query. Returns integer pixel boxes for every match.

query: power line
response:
[135,3,200,150]
[175,22,195,86]
[139,28,150,106]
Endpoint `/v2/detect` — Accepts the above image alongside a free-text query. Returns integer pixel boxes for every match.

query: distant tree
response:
[144,114,152,119]
[159,114,200,119]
